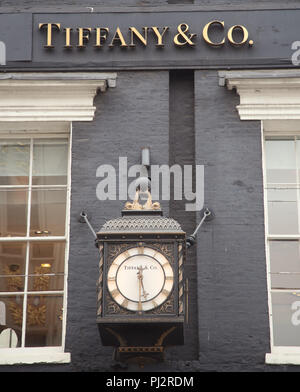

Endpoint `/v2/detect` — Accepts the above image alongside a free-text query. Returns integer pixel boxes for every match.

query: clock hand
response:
[140,273,149,300]
[137,266,142,311]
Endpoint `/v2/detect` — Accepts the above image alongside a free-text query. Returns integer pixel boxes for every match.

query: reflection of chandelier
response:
[33,265,51,291]
[8,302,46,326]
[27,303,46,326]
[4,265,23,292]
[6,264,51,327]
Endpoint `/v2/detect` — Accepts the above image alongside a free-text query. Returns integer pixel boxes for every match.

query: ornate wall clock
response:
[96,191,186,364]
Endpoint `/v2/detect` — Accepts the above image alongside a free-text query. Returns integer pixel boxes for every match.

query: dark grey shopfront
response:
[1,1,300,372]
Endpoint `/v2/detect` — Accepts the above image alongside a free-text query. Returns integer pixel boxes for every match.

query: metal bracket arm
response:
[186,208,213,248]
[79,211,99,248]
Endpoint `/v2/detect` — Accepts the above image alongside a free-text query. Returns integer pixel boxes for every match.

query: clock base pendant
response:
[98,320,184,365]
[96,193,186,365]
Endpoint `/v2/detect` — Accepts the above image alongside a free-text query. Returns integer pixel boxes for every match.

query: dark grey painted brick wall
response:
[194,70,270,371]
[68,71,170,371]
[169,70,198,361]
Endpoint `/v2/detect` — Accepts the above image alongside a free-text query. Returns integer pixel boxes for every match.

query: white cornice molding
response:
[219,70,300,120]
[0,72,117,122]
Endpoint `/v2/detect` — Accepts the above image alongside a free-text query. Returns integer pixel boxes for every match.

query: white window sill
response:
[266,353,300,365]
[0,347,71,365]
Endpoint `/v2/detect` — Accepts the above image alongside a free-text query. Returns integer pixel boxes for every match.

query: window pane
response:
[0,189,28,237]
[267,188,298,234]
[270,241,300,272]
[0,242,26,292]
[32,139,68,185]
[265,139,296,183]
[297,139,300,183]
[269,241,300,289]
[25,294,63,347]
[27,242,65,291]
[0,295,23,348]
[30,189,67,236]
[0,140,30,186]
[272,291,300,346]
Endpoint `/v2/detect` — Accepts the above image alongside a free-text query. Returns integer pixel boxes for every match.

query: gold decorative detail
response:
[124,190,161,211]
[151,243,174,261]
[184,278,189,323]
[27,304,46,326]
[151,297,174,315]
[8,301,46,326]
[3,265,23,292]
[106,295,132,315]
[106,327,127,347]
[57,307,63,321]
[108,243,131,262]
[8,301,22,326]
[118,346,163,353]
[155,327,176,347]
[33,266,51,291]
[97,244,104,316]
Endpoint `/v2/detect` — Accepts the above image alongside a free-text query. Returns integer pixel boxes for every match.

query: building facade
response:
[0,0,300,372]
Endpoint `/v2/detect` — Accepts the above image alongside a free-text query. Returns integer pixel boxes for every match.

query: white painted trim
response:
[61,123,72,353]
[0,347,70,365]
[0,131,71,363]
[0,122,70,134]
[0,72,117,122]
[266,353,300,365]
[221,70,300,120]
[261,121,275,354]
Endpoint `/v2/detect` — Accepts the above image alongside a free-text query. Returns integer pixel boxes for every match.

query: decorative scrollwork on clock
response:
[151,296,175,315]
[105,294,133,315]
[151,243,174,264]
[107,243,132,264]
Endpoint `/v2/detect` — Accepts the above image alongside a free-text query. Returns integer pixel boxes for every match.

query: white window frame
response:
[0,72,117,365]
[220,70,300,365]
[262,121,300,365]
[0,124,72,365]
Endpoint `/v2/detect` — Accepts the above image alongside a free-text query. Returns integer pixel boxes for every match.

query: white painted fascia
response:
[219,70,300,120]
[0,72,117,121]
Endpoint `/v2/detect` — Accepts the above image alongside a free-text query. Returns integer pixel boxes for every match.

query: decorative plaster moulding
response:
[0,72,117,122]
[219,70,300,120]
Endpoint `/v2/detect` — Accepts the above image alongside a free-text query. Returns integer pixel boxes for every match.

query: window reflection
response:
[25,295,63,347]
[27,242,65,291]
[0,189,28,237]
[30,189,67,236]
[0,140,30,186]
[32,139,68,186]
[0,135,68,349]
[265,139,296,183]
[267,189,298,235]
[272,292,300,346]
[0,295,23,347]
[0,242,26,292]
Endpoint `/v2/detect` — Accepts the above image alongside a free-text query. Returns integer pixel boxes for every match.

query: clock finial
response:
[124,189,161,211]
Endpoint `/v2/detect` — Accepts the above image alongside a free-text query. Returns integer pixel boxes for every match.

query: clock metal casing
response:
[96,208,186,353]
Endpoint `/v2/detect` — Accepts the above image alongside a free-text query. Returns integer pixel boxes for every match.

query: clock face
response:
[107,246,174,312]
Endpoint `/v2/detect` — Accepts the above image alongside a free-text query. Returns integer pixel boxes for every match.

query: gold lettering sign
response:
[202,20,225,47]
[77,27,92,48]
[94,27,109,47]
[227,24,249,46]
[39,22,61,48]
[38,21,253,49]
